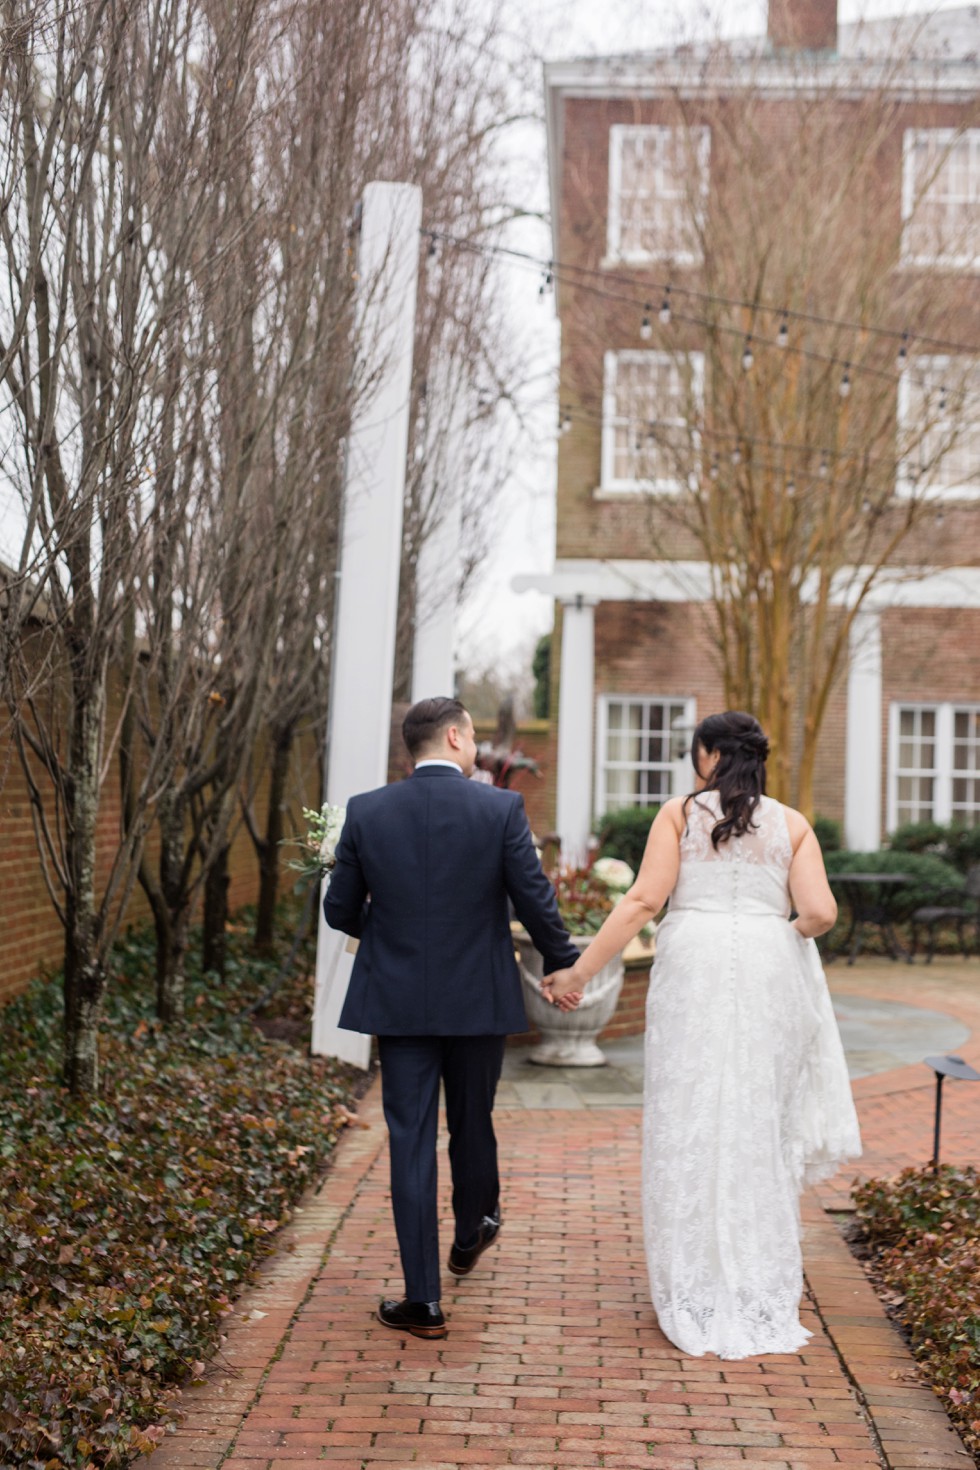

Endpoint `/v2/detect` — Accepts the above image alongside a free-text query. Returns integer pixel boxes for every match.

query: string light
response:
[897,332,908,372]
[423,227,980,361]
[640,306,653,341]
[777,314,789,348]
[731,445,742,465]
[709,454,720,479]
[538,264,554,298]
[939,385,948,413]
[741,337,754,371]
[427,235,438,259]
[786,478,796,497]
[659,289,672,325]
[839,364,851,398]
[819,454,829,478]
[559,405,572,434]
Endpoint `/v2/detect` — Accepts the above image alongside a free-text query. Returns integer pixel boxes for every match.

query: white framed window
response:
[607,124,710,266]
[901,128,980,270]
[600,349,703,494]
[596,695,695,815]
[887,702,980,829]
[896,355,980,499]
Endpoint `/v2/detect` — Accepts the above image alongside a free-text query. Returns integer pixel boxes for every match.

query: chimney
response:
[768,0,837,51]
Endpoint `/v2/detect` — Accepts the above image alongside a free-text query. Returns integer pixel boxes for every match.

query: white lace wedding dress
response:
[642,791,861,1359]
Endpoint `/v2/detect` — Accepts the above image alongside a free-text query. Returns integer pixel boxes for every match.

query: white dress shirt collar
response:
[414,758,464,772]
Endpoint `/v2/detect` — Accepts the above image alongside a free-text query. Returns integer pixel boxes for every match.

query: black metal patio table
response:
[827,873,912,965]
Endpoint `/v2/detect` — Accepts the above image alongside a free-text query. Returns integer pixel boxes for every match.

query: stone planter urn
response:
[514,928,626,1067]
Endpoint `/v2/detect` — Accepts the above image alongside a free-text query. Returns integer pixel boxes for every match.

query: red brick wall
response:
[0,683,323,1006]
[473,719,556,839]
[880,604,980,833]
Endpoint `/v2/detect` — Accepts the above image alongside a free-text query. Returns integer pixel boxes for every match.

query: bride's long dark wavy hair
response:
[683,711,770,849]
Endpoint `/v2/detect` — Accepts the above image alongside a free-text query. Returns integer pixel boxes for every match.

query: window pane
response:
[602,697,691,811]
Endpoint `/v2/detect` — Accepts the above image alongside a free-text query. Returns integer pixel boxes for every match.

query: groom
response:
[324,695,580,1338]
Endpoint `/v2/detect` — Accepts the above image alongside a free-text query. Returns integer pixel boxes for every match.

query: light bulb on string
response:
[862,496,872,513]
[427,233,438,259]
[939,385,948,413]
[731,445,742,466]
[640,306,653,341]
[559,405,572,435]
[839,364,851,398]
[896,332,908,372]
[777,314,789,348]
[709,455,720,480]
[936,509,945,527]
[818,454,829,479]
[741,338,754,371]
[659,289,672,325]
[538,265,554,298]
[786,478,796,498]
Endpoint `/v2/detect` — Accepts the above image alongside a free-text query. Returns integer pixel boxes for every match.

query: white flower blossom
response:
[591,857,635,891]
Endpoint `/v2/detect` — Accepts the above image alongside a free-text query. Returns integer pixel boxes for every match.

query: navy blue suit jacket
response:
[324,765,580,1036]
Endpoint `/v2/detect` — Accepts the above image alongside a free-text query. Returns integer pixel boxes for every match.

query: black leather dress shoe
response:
[377,1297,447,1339]
[447,1213,501,1277]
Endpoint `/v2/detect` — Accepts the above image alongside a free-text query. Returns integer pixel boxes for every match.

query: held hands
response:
[540,966,585,1011]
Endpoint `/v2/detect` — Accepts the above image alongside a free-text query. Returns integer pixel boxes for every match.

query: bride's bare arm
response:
[785,809,838,937]
[542,801,684,1001]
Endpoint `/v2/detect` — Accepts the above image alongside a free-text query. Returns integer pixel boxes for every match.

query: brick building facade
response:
[516,2,980,853]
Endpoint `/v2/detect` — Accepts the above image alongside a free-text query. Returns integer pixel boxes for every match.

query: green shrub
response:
[824,848,964,919]
[594,805,658,869]
[855,1167,980,1460]
[0,915,359,1469]
[812,816,842,852]
[890,820,980,874]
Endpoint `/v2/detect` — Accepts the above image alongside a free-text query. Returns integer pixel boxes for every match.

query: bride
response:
[543,710,861,1360]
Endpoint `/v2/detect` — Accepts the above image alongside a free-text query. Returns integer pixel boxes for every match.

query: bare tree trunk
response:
[202,843,231,976]
[63,687,105,1093]
[254,726,293,955]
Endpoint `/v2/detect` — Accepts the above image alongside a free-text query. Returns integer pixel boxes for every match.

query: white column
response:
[312,181,422,1066]
[411,363,465,701]
[844,609,883,850]
[556,595,597,863]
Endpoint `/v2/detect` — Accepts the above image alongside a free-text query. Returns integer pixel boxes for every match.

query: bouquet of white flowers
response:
[285,802,347,884]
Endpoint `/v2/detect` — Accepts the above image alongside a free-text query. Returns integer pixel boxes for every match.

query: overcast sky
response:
[454,0,976,682]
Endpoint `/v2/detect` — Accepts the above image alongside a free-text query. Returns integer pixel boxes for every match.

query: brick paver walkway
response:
[147,959,980,1470]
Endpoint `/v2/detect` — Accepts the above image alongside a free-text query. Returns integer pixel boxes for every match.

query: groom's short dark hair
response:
[403,697,469,757]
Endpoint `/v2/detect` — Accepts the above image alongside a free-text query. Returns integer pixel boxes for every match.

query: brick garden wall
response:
[0,677,323,1006]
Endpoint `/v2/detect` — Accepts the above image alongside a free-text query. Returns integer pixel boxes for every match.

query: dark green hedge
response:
[824,848,965,919]
[594,805,658,870]
[889,821,980,874]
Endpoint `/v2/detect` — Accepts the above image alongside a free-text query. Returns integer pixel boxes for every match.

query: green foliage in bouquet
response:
[855,1166,980,1458]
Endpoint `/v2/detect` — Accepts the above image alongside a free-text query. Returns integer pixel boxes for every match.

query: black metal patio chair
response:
[908,864,980,963]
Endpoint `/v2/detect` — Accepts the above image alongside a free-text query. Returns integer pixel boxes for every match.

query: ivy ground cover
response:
[0,920,362,1469]
[855,1165,980,1463]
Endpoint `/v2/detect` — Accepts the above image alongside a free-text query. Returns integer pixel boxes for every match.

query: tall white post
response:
[844,609,883,850]
[312,181,422,1066]
[411,363,465,701]
[556,595,597,863]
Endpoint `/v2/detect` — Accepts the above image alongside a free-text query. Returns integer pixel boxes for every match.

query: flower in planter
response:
[550,857,656,941]
[591,856,635,892]
[551,865,619,935]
